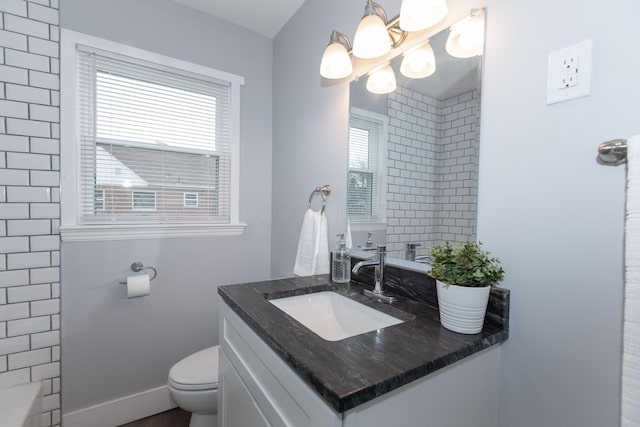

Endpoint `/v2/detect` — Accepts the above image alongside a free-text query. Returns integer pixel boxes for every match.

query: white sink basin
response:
[269,291,404,341]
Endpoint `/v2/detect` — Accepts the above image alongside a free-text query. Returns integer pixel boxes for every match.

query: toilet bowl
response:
[168,345,219,427]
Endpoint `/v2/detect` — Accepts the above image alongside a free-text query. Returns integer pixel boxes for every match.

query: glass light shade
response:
[400,42,436,79]
[366,64,396,94]
[320,42,353,79]
[446,10,485,58]
[353,14,391,59]
[399,0,448,31]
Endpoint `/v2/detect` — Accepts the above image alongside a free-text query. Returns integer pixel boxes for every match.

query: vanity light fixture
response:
[400,41,436,79]
[399,0,448,32]
[320,0,455,90]
[320,0,410,79]
[366,63,397,94]
[320,30,353,79]
[445,8,485,58]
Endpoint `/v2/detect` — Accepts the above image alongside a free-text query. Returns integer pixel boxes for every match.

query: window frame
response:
[347,107,388,231]
[60,30,246,241]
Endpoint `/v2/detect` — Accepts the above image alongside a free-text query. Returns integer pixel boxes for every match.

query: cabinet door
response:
[219,300,342,427]
[219,349,271,427]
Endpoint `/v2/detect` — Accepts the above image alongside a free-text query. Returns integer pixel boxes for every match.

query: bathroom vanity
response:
[217,267,509,427]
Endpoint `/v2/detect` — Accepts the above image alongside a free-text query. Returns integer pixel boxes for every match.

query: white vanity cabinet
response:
[218,300,341,427]
[219,298,502,427]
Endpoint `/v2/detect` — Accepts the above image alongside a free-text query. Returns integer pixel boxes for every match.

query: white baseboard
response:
[62,385,177,427]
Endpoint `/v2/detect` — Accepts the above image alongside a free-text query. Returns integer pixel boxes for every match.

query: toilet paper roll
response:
[127,274,150,298]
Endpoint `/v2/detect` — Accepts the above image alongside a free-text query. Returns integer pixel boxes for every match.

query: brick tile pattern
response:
[386,87,480,259]
[0,1,61,426]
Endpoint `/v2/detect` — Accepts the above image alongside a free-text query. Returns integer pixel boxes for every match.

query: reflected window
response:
[347,109,386,223]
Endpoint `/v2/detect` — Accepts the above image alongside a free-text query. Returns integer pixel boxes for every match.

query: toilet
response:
[168,345,220,427]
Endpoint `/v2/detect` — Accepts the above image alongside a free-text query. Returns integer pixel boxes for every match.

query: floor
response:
[119,408,191,427]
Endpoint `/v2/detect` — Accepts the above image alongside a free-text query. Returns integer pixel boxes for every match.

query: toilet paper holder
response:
[118,261,158,284]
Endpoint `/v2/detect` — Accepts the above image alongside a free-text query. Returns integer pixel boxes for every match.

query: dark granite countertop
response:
[218,270,509,413]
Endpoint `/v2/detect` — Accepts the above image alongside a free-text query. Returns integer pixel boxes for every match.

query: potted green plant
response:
[429,241,504,334]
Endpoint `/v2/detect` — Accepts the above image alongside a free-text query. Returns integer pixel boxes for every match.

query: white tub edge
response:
[0,382,43,427]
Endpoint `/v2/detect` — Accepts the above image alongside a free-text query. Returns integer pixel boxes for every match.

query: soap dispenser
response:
[364,232,374,249]
[332,233,351,284]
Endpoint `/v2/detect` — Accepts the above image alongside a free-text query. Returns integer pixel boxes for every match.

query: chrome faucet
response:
[352,245,396,302]
[406,242,431,264]
[414,255,432,264]
[405,242,421,261]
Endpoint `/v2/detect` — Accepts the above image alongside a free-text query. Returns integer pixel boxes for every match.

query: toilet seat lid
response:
[169,345,219,391]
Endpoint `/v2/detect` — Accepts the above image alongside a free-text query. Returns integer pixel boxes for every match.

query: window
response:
[94,189,105,212]
[60,30,246,241]
[132,191,157,211]
[183,192,199,208]
[347,108,387,224]
[81,49,226,221]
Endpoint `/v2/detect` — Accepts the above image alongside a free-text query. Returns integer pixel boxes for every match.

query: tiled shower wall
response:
[438,90,480,246]
[0,1,61,426]
[386,87,440,258]
[386,86,480,259]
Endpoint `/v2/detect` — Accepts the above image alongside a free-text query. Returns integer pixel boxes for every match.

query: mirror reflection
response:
[348,20,483,261]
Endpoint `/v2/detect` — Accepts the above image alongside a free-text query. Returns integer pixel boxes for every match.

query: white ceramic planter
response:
[436,280,491,334]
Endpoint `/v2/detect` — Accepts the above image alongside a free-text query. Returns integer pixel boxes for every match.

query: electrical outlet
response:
[546,39,592,105]
[559,70,578,89]
[562,55,578,73]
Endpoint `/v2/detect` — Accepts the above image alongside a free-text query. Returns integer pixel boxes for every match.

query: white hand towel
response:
[623,134,640,427]
[293,209,330,276]
[345,218,353,250]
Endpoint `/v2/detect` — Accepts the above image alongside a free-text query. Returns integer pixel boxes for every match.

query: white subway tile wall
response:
[386,87,480,259]
[0,1,61,426]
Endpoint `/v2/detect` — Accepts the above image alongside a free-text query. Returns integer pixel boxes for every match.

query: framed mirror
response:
[348,15,484,262]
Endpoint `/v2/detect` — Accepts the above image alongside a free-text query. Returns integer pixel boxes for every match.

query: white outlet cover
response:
[546,39,592,105]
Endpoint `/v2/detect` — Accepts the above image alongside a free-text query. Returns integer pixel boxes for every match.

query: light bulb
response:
[320,32,353,79]
[400,42,436,79]
[366,64,396,94]
[446,9,485,58]
[400,0,448,32]
[353,1,391,59]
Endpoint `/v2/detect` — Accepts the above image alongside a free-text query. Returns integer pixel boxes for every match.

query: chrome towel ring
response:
[308,185,332,214]
[598,139,627,166]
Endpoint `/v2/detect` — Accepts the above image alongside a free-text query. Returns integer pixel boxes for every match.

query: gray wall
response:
[273,0,631,426]
[59,0,273,413]
[271,0,352,278]
[479,1,631,426]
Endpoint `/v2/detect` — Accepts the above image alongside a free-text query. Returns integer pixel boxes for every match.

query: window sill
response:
[348,221,387,232]
[60,222,247,242]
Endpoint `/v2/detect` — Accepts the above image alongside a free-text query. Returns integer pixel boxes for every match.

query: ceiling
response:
[171,0,306,39]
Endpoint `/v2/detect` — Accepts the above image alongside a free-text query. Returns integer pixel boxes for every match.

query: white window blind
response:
[348,112,384,221]
[77,46,231,223]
